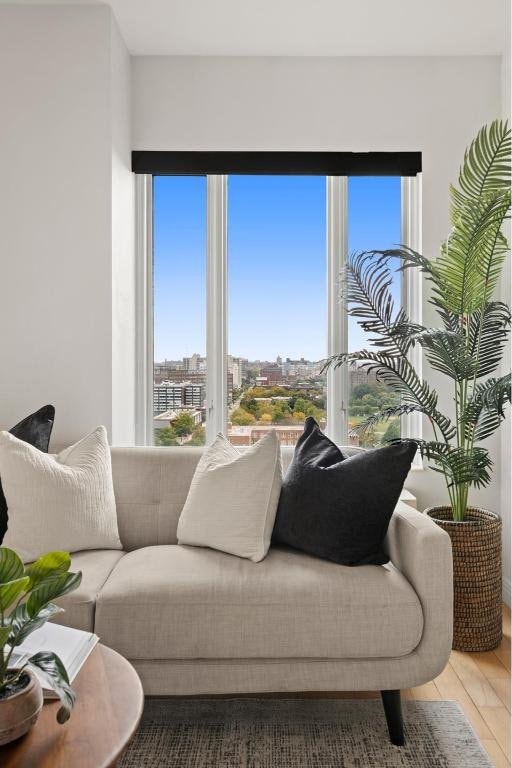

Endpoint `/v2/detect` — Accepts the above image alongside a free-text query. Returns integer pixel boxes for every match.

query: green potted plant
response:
[0,547,82,745]
[326,119,510,651]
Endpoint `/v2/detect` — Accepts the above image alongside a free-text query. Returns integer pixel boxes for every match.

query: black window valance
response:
[132,151,421,176]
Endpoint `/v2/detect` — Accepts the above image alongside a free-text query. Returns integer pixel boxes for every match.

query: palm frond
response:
[462,374,512,441]
[473,215,510,309]
[412,328,476,381]
[468,301,511,378]
[435,307,460,333]
[480,372,511,412]
[364,247,435,278]
[451,119,511,209]
[348,404,421,437]
[435,190,510,315]
[326,350,456,442]
[342,251,420,356]
[419,442,493,489]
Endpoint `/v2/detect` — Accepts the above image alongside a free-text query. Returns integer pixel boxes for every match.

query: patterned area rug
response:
[120,698,493,768]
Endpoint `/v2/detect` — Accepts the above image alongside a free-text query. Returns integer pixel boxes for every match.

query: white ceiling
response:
[12,0,509,57]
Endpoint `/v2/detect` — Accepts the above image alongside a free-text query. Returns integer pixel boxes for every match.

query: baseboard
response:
[503,576,511,607]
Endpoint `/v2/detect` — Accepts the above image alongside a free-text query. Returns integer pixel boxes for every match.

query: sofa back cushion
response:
[110,444,362,550]
[110,446,202,550]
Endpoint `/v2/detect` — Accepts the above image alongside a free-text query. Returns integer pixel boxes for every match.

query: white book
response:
[8,622,99,699]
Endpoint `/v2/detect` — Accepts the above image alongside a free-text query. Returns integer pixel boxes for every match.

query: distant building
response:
[153,381,205,415]
[228,361,241,388]
[349,365,378,389]
[154,359,184,371]
[228,425,308,447]
[153,371,233,407]
[154,369,205,385]
[183,353,205,372]
[259,364,284,385]
[228,356,249,386]
[155,354,205,378]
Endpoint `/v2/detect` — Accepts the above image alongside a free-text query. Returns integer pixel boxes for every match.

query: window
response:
[152,176,207,446]
[347,177,402,448]
[136,154,421,451]
[228,176,326,447]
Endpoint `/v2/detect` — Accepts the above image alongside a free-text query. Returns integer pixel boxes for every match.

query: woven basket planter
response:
[425,506,502,652]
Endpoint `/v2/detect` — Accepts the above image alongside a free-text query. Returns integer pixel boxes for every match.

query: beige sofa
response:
[55,445,453,745]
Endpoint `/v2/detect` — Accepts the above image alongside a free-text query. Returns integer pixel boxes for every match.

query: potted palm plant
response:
[326,120,510,651]
[0,547,81,745]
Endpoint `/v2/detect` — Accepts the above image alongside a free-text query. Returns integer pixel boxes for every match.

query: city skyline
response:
[154,353,322,365]
[153,175,401,361]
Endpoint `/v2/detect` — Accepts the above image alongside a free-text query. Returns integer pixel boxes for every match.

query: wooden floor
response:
[431,603,511,767]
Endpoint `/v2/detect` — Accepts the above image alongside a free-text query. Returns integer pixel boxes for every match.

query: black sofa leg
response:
[380,690,405,746]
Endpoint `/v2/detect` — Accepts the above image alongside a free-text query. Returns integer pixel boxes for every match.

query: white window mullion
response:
[206,175,228,443]
[401,174,423,446]
[326,176,348,445]
[135,174,153,446]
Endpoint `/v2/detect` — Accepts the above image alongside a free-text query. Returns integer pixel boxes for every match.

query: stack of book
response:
[9,622,99,698]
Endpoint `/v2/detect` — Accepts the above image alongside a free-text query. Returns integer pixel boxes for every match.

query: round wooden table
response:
[0,644,144,768]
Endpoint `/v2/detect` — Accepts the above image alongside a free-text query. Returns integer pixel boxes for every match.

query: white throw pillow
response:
[0,426,122,563]
[177,431,282,562]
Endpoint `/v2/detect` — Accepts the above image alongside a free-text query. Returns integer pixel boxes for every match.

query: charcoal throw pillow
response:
[272,417,417,566]
[0,404,55,544]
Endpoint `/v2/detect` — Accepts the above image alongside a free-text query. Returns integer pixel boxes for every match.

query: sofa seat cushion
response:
[95,545,423,660]
[52,550,125,632]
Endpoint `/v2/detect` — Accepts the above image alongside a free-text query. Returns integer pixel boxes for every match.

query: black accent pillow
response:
[272,417,417,566]
[0,405,55,544]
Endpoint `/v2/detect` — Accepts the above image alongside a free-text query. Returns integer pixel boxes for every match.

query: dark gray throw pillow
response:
[0,405,55,544]
[272,417,417,566]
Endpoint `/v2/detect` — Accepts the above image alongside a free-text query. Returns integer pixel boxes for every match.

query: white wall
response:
[111,17,135,445]
[0,5,135,447]
[133,54,510,595]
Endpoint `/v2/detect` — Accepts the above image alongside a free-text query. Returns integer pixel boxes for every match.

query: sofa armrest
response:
[384,501,453,678]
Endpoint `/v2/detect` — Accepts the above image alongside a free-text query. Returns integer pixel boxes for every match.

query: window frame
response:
[135,168,423,455]
[135,173,154,447]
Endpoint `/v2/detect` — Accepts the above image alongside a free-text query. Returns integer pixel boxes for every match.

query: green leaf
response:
[412,328,477,381]
[480,372,511,412]
[325,349,456,443]
[26,571,82,618]
[467,301,511,379]
[436,190,510,315]
[454,119,511,206]
[9,603,64,646]
[0,576,30,613]
[342,251,420,358]
[25,552,71,588]
[461,374,512,441]
[349,404,422,437]
[387,245,436,278]
[0,625,11,650]
[0,548,24,584]
[28,651,75,724]
[419,442,493,489]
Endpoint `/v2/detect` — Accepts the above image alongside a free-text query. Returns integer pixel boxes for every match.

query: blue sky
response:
[153,175,401,362]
